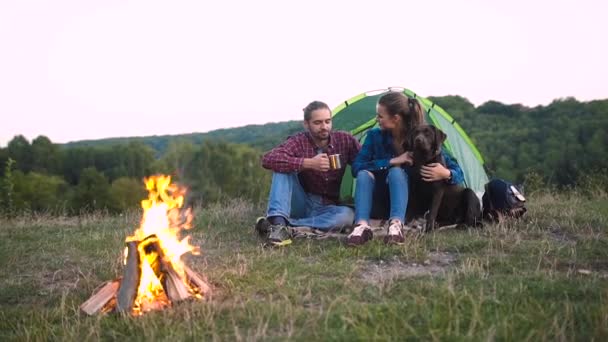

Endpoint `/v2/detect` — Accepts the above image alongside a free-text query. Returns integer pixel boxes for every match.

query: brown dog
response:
[406,125,481,231]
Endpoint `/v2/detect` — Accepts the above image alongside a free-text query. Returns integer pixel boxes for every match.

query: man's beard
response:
[311,130,329,141]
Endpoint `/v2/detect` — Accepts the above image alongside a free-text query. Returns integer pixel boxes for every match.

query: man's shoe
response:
[255,217,271,238]
[267,224,292,246]
[384,220,405,245]
[346,223,373,246]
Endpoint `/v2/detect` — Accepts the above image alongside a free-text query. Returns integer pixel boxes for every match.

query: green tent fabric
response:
[332,87,488,202]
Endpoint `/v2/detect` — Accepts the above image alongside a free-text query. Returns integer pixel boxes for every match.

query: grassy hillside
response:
[1,191,607,340]
[62,121,302,154]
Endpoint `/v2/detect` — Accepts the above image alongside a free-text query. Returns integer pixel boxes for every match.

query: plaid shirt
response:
[262,131,361,204]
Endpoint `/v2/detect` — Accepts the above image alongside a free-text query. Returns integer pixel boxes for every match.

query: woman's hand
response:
[421,163,451,182]
[390,152,414,166]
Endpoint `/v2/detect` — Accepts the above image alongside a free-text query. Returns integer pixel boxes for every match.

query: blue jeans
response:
[266,172,354,230]
[354,167,409,223]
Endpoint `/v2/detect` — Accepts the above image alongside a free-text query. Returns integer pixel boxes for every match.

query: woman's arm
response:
[443,150,465,185]
[420,150,464,185]
[351,130,391,176]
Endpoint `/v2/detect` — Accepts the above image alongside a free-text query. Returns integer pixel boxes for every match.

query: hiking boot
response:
[346,223,373,246]
[255,216,271,238]
[267,224,292,247]
[384,220,405,245]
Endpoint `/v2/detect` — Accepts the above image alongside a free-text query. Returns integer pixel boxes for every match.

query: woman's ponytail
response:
[406,97,425,129]
[378,91,427,150]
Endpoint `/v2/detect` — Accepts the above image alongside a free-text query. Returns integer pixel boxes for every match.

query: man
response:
[256,100,361,246]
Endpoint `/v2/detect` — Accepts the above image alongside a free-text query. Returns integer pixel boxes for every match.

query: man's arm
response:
[261,136,305,173]
[262,135,330,173]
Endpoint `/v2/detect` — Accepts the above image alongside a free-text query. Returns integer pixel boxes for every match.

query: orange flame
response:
[125,175,199,315]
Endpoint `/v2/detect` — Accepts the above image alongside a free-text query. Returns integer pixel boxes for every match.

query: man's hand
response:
[421,163,451,182]
[390,152,414,166]
[303,153,330,172]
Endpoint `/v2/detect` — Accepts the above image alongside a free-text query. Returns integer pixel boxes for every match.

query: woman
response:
[346,92,464,246]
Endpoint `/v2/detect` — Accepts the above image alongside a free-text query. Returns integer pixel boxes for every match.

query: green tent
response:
[332,87,488,202]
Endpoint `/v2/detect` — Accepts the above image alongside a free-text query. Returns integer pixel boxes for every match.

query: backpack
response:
[482,179,527,223]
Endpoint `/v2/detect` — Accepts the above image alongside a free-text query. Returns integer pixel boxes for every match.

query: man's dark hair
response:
[303,101,331,121]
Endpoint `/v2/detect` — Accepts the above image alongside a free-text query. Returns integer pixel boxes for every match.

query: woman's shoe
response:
[384,220,405,245]
[346,223,373,246]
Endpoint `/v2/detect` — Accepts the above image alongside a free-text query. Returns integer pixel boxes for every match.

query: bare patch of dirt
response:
[555,260,608,279]
[548,225,577,245]
[360,251,456,285]
[37,268,83,295]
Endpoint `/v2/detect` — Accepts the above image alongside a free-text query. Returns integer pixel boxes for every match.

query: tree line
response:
[427,96,608,186]
[1,96,606,215]
[0,137,270,215]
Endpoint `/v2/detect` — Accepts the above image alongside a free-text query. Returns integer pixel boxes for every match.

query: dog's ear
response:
[431,126,447,154]
[406,131,415,151]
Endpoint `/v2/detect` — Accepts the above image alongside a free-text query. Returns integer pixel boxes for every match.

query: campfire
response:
[81,175,211,316]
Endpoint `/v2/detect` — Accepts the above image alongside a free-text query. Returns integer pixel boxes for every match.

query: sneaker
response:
[267,224,292,247]
[255,217,271,238]
[346,223,373,246]
[384,220,405,245]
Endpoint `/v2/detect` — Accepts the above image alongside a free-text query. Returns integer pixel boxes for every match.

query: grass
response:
[1,193,607,341]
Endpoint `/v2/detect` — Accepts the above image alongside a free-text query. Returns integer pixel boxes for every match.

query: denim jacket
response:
[351,128,464,185]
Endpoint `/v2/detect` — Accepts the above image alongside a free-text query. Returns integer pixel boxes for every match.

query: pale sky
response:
[1,0,606,146]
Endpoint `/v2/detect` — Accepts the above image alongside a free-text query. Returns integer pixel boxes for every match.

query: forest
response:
[1,96,606,214]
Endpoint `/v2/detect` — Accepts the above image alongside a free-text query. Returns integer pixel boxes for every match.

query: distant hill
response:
[59,96,608,185]
[62,120,303,154]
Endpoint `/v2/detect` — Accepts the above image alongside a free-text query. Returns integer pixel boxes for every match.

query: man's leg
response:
[258,172,308,245]
[290,202,354,231]
[266,172,308,222]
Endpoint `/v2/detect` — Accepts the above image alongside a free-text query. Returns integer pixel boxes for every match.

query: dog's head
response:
[409,125,447,163]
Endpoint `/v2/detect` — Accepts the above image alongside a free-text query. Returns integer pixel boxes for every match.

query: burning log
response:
[162,265,192,302]
[116,241,141,314]
[184,264,211,296]
[80,175,211,316]
[146,239,191,303]
[80,280,120,315]
[80,239,211,316]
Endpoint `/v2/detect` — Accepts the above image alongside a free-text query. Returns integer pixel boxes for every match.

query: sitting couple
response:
[255,92,464,247]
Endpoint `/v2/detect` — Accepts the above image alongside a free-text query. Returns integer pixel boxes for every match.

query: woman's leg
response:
[347,170,378,246]
[354,170,375,225]
[384,167,408,244]
[387,167,409,223]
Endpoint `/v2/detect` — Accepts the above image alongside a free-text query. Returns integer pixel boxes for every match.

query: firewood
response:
[162,265,191,302]
[146,240,191,302]
[183,264,212,296]
[80,280,120,315]
[116,241,141,314]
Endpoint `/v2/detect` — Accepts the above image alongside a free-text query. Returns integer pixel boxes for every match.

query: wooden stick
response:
[147,240,191,302]
[183,264,212,296]
[80,280,120,315]
[116,241,141,314]
[162,265,191,302]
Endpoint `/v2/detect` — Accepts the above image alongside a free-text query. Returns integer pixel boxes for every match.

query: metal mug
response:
[329,154,342,170]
